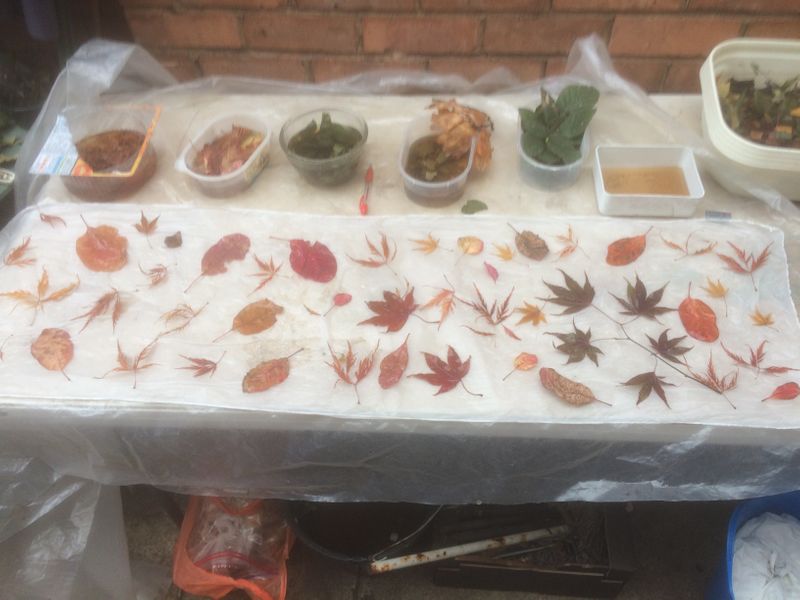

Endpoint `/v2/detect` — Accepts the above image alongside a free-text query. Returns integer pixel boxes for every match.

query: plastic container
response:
[699,38,800,201]
[593,145,704,217]
[175,115,271,197]
[706,490,800,600]
[399,116,476,204]
[61,105,160,201]
[279,108,367,186]
[518,131,589,191]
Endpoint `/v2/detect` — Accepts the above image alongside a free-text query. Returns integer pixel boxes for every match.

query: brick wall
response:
[120,0,800,92]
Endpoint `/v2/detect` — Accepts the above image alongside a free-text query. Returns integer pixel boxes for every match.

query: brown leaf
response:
[410,346,481,396]
[31,328,73,379]
[178,351,225,378]
[646,329,693,364]
[606,228,651,266]
[140,264,168,288]
[511,226,549,261]
[101,339,158,389]
[360,288,417,333]
[539,367,605,406]
[721,340,795,376]
[539,270,594,315]
[429,99,493,171]
[462,284,514,326]
[327,342,379,403]
[216,299,283,341]
[159,302,207,337]
[660,233,716,260]
[185,233,251,292]
[516,302,546,327]
[410,234,439,255]
[250,255,281,294]
[716,242,772,291]
[688,353,738,404]
[349,233,397,269]
[134,211,159,236]
[40,213,66,228]
[555,226,581,260]
[421,288,455,329]
[378,335,409,389]
[4,237,35,267]
[164,232,182,248]
[73,289,123,333]
[76,218,128,272]
[622,371,674,408]
[243,349,302,394]
[611,275,674,320]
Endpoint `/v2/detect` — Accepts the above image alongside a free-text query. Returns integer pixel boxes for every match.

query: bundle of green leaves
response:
[519,85,600,166]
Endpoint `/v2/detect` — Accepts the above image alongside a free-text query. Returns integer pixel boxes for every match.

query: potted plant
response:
[518,84,599,190]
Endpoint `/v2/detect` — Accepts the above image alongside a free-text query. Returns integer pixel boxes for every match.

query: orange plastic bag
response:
[173,497,292,600]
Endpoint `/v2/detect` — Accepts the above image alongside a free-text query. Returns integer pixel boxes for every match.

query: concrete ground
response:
[122,487,734,600]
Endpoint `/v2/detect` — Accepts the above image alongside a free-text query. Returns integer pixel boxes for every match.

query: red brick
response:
[610,16,742,57]
[428,57,545,82]
[311,57,425,82]
[746,19,800,38]
[183,0,284,7]
[296,0,414,10]
[545,57,568,76]
[554,0,683,10]
[663,60,703,92]
[689,0,799,12]
[421,0,548,11]
[127,10,241,49]
[243,14,357,53]
[363,16,481,55]
[484,15,611,55]
[199,52,307,80]
[120,0,175,7]
[155,55,200,81]
[614,59,669,92]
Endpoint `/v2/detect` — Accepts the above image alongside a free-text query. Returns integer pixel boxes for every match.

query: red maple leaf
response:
[359,288,417,333]
[410,346,481,396]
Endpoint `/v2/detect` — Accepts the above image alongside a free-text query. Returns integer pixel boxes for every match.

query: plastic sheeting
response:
[4,35,800,509]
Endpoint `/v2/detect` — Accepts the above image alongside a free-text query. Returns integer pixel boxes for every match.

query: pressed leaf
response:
[688,354,738,406]
[349,233,397,269]
[546,321,603,366]
[0,269,79,324]
[288,239,337,283]
[646,329,693,364]
[134,211,159,236]
[502,352,538,380]
[539,367,605,406]
[327,342,379,403]
[40,213,66,228]
[410,345,480,396]
[178,351,225,378]
[31,328,73,379]
[606,228,650,266]
[462,284,514,326]
[164,231,182,248]
[679,283,719,342]
[186,233,250,292]
[140,264,167,287]
[215,298,283,341]
[100,339,158,389]
[360,288,417,333]
[250,255,281,294]
[515,302,546,327]
[660,233,716,260]
[623,371,674,408]
[4,237,35,267]
[721,340,795,376]
[510,225,549,261]
[555,225,581,260]
[378,334,409,389]
[539,270,595,315]
[762,382,800,402]
[484,262,499,283]
[611,275,674,320]
[242,352,302,394]
[457,236,484,256]
[702,277,729,317]
[159,302,207,336]
[503,325,521,340]
[429,99,493,171]
[750,308,775,327]
[76,219,128,272]
[716,242,771,290]
[493,243,514,261]
[73,289,123,333]
[422,287,455,329]
[411,234,440,255]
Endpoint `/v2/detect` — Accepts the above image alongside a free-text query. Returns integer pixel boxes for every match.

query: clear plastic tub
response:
[175,115,271,197]
[279,108,367,187]
[517,130,589,191]
[699,38,800,200]
[399,116,475,204]
[593,145,705,217]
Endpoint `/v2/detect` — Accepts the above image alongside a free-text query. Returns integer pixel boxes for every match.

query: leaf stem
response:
[460,380,483,397]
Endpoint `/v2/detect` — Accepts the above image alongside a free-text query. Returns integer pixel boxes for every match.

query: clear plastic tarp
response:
[4,35,800,509]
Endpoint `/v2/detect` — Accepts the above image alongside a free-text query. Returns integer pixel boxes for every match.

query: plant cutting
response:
[519,85,599,166]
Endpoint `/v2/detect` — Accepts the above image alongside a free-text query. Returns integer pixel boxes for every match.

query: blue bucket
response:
[706,490,800,600]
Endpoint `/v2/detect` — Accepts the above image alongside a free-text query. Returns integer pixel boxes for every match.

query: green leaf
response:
[521,131,545,160]
[557,106,596,139]
[556,85,600,112]
[461,199,488,215]
[546,133,581,165]
[519,108,538,134]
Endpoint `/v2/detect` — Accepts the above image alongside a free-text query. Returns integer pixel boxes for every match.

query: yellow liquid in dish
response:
[602,166,689,196]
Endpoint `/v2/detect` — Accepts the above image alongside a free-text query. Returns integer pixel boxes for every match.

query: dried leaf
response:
[688,353,738,403]
[31,328,73,379]
[159,302,207,337]
[606,228,651,266]
[100,339,158,389]
[750,308,775,327]
[250,255,281,294]
[360,288,417,333]
[134,211,159,236]
[378,334,409,389]
[555,225,581,260]
[721,340,795,376]
[164,231,182,248]
[611,275,674,320]
[422,287,455,329]
[186,233,251,292]
[462,284,514,326]
[515,302,547,327]
[178,351,225,378]
[546,321,604,366]
[503,325,521,340]
[4,237,35,267]
[73,289,123,333]
[429,99,493,171]
[660,233,716,260]
[762,382,800,402]
[702,277,729,317]
[457,236,484,256]
[327,342,379,403]
[215,298,283,341]
[539,367,605,406]
[0,269,79,323]
[243,351,302,394]
[484,262,499,283]
[461,199,488,214]
[716,242,771,290]
[623,371,674,408]
[76,218,128,272]
[140,264,167,288]
[288,239,337,283]
[411,234,440,255]
[40,213,66,228]
[539,270,595,315]
[493,243,514,261]
[349,233,397,269]
[410,345,480,396]
[511,226,549,261]
[502,352,538,380]
[679,283,719,342]
[646,329,693,364]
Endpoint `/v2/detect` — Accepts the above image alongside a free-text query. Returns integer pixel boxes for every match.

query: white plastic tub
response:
[593,145,704,218]
[175,115,271,197]
[399,116,475,204]
[699,38,800,200]
[518,131,590,191]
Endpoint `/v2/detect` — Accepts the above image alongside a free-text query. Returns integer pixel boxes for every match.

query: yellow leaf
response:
[515,302,546,327]
[37,269,49,298]
[44,279,80,303]
[421,288,455,328]
[410,234,439,255]
[457,236,484,256]
[0,290,38,306]
[513,352,539,371]
[702,277,728,299]
[750,308,774,327]
[493,243,514,261]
